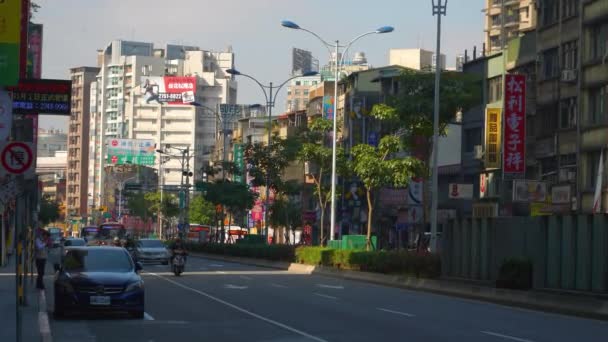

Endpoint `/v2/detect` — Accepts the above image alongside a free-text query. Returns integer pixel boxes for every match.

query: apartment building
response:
[389,48,446,71]
[87,40,237,210]
[285,74,321,111]
[484,0,537,54]
[67,67,99,218]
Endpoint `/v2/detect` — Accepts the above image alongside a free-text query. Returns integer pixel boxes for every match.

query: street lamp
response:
[225,68,318,241]
[282,20,394,242]
[156,146,192,237]
[430,0,447,253]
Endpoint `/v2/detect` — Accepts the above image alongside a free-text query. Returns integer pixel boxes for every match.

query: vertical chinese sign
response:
[485,108,502,169]
[503,74,526,175]
[233,143,244,183]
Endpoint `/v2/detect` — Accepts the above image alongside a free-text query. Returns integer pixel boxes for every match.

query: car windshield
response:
[138,240,164,248]
[63,249,133,272]
[65,239,86,247]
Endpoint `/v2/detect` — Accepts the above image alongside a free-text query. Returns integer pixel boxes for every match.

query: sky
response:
[34,0,485,130]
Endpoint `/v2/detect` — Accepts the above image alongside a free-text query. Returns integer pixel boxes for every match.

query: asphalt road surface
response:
[48,255,608,342]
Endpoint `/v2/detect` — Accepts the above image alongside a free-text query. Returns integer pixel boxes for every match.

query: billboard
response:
[8,79,72,115]
[323,96,334,120]
[292,48,313,75]
[106,138,156,166]
[448,184,473,199]
[233,143,244,183]
[484,108,501,169]
[0,0,22,86]
[139,76,196,105]
[512,180,546,202]
[27,24,43,79]
[503,74,526,174]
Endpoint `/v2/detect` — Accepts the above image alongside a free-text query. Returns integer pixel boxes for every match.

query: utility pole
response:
[430,0,447,253]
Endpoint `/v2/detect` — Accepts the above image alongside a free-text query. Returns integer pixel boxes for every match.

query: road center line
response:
[143,312,155,320]
[148,272,328,342]
[481,331,535,342]
[313,293,338,300]
[376,308,415,317]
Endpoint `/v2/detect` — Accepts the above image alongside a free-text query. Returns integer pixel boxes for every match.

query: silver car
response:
[135,239,170,265]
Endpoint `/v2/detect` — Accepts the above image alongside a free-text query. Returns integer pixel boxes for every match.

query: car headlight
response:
[125,280,144,292]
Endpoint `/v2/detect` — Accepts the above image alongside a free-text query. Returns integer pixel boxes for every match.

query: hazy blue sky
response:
[35,0,484,130]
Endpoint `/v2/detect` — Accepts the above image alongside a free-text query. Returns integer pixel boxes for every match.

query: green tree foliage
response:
[351,135,423,250]
[189,195,215,225]
[126,191,179,219]
[371,69,481,161]
[39,194,59,225]
[244,134,301,193]
[297,118,349,245]
[269,197,302,244]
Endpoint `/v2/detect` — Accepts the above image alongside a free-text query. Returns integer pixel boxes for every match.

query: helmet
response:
[113,237,120,242]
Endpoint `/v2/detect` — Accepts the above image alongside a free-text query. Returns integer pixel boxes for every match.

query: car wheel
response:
[129,310,144,319]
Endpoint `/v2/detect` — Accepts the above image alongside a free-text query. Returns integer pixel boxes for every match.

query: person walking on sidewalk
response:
[35,229,51,290]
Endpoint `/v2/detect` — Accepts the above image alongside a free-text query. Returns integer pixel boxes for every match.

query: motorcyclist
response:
[112,237,122,247]
[169,237,188,265]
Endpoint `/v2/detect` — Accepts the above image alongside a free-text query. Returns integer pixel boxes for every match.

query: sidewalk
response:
[190,252,608,321]
[0,256,51,342]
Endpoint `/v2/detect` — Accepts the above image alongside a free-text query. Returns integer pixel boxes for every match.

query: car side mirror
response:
[135,262,143,272]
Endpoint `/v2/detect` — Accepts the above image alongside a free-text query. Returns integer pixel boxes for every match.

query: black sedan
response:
[54,246,145,318]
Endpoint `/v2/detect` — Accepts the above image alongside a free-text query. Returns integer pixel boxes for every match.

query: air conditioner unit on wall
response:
[473,145,484,160]
[561,69,577,83]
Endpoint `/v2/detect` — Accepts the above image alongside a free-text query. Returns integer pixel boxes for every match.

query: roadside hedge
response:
[185,243,441,279]
[185,242,295,262]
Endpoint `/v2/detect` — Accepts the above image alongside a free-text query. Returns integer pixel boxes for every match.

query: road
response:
[48,255,608,342]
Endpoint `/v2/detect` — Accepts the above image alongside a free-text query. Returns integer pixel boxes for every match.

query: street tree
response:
[189,195,215,225]
[269,197,302,244]
[205,181,256,242]
[39,194,59,225]
[245,134,301,194]
[351,135,423,250]
[297,117,349,245]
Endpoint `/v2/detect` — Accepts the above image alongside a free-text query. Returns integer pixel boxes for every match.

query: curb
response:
[38,289,52,342]
[192,252,608,321]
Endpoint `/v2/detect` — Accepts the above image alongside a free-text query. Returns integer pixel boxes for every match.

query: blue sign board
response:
[368,131,379,147]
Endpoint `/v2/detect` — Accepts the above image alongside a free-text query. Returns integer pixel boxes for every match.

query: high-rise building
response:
[37,128,67,157]
[483,0,536,54]
[285,74,322,112]
[67,67,100,218]
[87,40,237,210]
[389,48,446,71]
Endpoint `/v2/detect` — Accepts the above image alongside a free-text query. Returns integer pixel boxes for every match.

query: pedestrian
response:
[35,229,51,290]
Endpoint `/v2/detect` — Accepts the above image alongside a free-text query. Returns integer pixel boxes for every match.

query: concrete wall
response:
[442,215,608,293]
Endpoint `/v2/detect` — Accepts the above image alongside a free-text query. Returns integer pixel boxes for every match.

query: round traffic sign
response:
[111,155,118,164]
[1,142,33,174]
[111,139,119,147]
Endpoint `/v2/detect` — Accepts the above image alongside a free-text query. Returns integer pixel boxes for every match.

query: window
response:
[561,0,578,19]
[542,48,559,79]
[490,35,501,50]
[295,81,301,86]
[521,7,529,19]
[541,0,558,27]
[303,90,309,96]
[537,104,558,136]
[464,127,482,153]
[590,23,608,61]
[294,90,300,95]
[587,151,602,190]
[559,97,577,129]
[487,76,502,103]
[562,40,578,70]
[491,14,500,27]
[588,85,608,125]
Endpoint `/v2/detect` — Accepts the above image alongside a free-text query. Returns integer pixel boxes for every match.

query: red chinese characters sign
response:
[503,74,526,174]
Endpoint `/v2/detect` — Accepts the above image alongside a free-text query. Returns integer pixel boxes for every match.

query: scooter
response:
[172,250,186,276]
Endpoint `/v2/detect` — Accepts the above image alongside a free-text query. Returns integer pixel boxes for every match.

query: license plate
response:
[90,295,111,306]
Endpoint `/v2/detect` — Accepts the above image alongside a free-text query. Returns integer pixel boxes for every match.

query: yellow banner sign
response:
[0,0,22,44]
[485,107,502,169]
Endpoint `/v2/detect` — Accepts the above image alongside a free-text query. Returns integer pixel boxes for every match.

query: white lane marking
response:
[376,308,415,317]
[481,331,535,342]
[313,293,338,300]
[316,284,344,290]
[216,271,227,274]
[224,284,249,290]
[143,312,155,320]
[239,275,252,280]
[270,283,287,288]
[209,264,224,267]
[148,272,328,342]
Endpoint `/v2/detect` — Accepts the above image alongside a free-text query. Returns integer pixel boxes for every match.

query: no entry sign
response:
[0,142,34,177]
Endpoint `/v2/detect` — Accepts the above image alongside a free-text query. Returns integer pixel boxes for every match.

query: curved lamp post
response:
[281,20,393,242]
[225,69,318,241]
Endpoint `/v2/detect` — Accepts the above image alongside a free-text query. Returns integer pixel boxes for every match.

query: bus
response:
[98,222,126,243]
[80,226,100,244]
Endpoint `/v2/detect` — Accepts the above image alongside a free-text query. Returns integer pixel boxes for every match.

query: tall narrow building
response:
[484,0,536,54]
[67,67,100,219]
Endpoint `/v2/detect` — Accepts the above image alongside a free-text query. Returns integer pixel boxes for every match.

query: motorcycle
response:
[172,249,186,276]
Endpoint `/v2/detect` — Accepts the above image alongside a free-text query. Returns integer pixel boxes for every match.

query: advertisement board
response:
[7,79,72,115]
[106,138,156,166]
[503,74,526,174]
[513,180,547,202]
[484,107,502,169]
[323,96,334,120]
[448,184,473,199]
[0,0,22,86]
[233,143,244,183]
[551,185,571,204]
[292,48,314,75]
[139,76,196,105]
